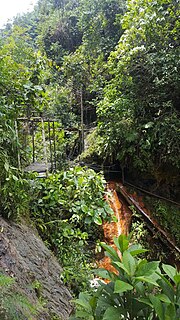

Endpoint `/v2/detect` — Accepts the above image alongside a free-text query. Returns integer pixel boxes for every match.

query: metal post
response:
[14,120,21,170]
[80,86,84,152]
[32,123,35,163]
[53,121,57,171]
[41,118,48,177]
[48,120,53,169]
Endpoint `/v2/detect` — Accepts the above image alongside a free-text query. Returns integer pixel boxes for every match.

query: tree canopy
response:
[0,0,179,205]
[97,0,180,179]
[0,1,179,317]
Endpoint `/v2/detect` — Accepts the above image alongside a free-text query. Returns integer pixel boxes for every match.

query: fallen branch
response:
[117,182,180,254]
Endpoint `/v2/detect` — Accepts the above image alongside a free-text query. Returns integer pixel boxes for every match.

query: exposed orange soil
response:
[98,181,132,274]
[97,182,180,273]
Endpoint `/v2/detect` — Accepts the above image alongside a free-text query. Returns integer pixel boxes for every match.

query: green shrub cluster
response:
[0,116,31,220]
[71,235,180,320]
[30,166,114,294]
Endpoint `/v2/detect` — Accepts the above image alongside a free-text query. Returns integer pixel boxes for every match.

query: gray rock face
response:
[0,216,73,319]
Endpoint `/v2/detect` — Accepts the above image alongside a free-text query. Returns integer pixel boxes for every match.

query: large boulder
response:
[0,216,72,319]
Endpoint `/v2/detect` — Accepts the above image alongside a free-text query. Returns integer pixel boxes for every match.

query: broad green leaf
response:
[165,303,176,320]
[137,259,148,269]
[94,215,102,225]
[137,297,153,308]
[103,306,126,319]
[112,215,118,222]
[122,251,136,276]
[156,294,171,304]
[81,204,89,213]
[157,274,175,302]
[113,261,130,275]
[127,244,148,256]
[74,293,92,312]
[73,299,91,311]
[136,261,159,277]
[131,298,150,314]
[135,276,159,286]
[162,264,176,282]
[85,216,92,224]
[134,282,145,295]
[101,242,120,261]
[174,274,180,285]
[114,280,133,293]
[95,268,112,280]
[114,235,129,253]
[113,237,121,251]
[105,206,114,215]
[149,294,164,320]
[100,281,114,296]
[156,272,174,289]
[97,294,114,310]
[89,295,98,309]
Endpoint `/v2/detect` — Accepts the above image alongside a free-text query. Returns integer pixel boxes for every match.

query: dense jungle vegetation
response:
[0,0,180,319]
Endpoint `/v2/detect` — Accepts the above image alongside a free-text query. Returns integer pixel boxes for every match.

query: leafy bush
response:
[96,0,180,179]
[71,235,180,319]
[0,164,30,220]
[0,120,31,220]
[31,166,113,226]
[0,107,33,220]
[30,166,114,294]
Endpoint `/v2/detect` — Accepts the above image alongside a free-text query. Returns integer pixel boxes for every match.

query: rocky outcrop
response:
[0,216,72,319]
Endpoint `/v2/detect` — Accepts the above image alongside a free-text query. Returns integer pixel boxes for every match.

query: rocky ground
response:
[0,216,72,319]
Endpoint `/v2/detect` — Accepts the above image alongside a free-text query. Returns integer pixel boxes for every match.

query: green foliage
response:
[0,25,52,219]
[30,166,114,294]
[31,166,113,227]
[71,235,180,319]
[144,197,180,247]
[97,0,180,178]
[0,117,18,167]
[80,128,106,163]
[0,26,49,118]
[78,0,125,54]
[21,120,67,168]
[0,0,179,307]
[0,165,30,220]
[9,0,126,128]
[130,205,180,263]
[0,273,41,320]
[57,229,93,295]
[0,25,51,221]
[0,116,31,220]
[35,0,82,63]
[48,83,78,127]
[2,0,179,191]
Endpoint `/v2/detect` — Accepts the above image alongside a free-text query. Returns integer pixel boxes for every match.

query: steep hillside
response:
[0,216,72,319]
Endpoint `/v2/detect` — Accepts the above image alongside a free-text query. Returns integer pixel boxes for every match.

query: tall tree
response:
[97,0,180,184]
